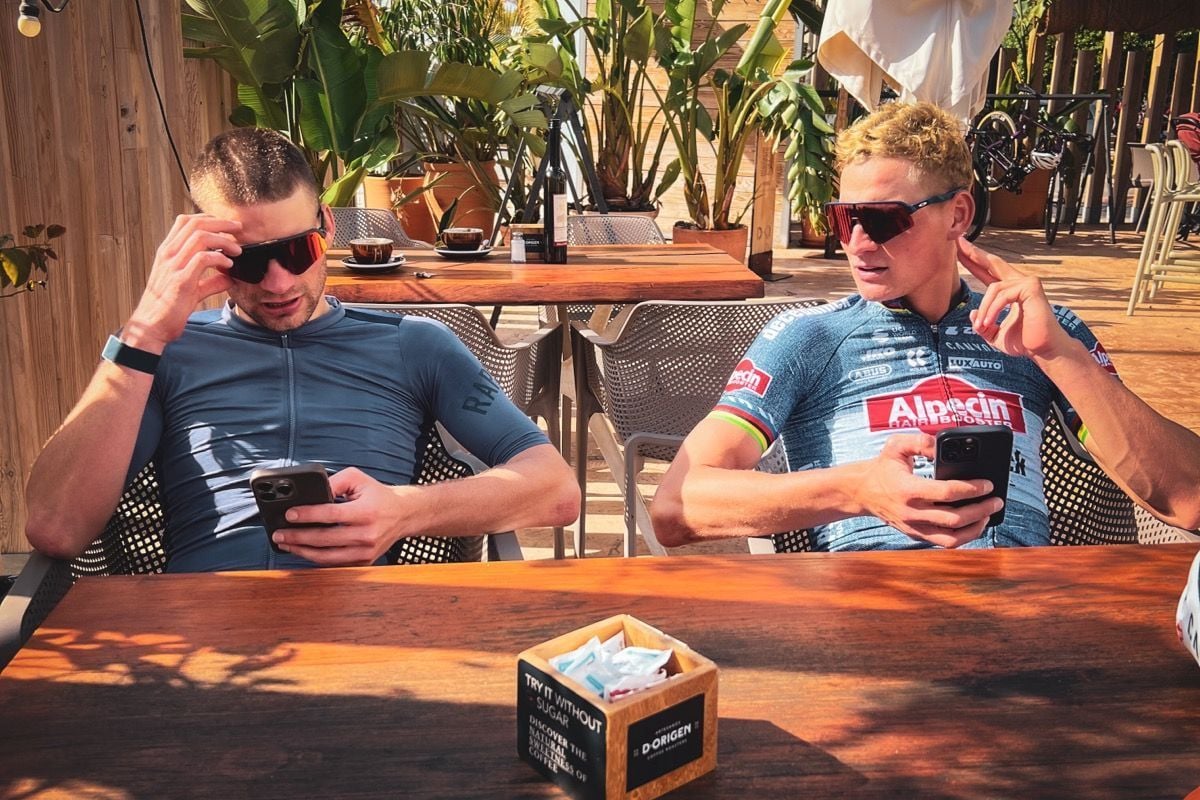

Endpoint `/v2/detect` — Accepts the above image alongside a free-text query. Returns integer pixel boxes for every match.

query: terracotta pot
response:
[988,168,1051,229]
[359,175,436,244]
[671,223,749,263]
[423,160,499,238]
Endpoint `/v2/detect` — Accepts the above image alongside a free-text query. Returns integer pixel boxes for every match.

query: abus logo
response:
[864,375,1027,433]
[725,358,773,397]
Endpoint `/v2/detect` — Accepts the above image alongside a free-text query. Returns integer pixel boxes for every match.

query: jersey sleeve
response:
[406,318,549,466]
[1051,305,1121,442]
[125,375,165,489]
[708,308,816,454]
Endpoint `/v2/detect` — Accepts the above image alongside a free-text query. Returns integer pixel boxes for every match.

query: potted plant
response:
[525,0,678,214]
[1,224,63,299]
[653,0,835,261]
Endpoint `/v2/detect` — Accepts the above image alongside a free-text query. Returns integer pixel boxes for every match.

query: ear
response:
[321,204,335,244]
[945,187,975,240]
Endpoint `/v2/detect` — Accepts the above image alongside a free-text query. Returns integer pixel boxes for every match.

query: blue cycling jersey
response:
[128,298,548,572]
[711,282,1119,550]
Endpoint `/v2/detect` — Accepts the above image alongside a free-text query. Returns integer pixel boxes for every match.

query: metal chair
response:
[749,403,1200,554]
[0,426,522,667]
[330,206,431,250]
[1128,144,1155,234]
[344,304,567,557]
[566,214,666,246]
[571,298,828,557]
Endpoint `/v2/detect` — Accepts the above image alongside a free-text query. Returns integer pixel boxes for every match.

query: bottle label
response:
[553,193,568,246]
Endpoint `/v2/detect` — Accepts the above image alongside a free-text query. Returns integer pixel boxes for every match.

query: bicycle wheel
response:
[1044,169,1065,246]
[973,111,1018,191]
[967,175,989,241]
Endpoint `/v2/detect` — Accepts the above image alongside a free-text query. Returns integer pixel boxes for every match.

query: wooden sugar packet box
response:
[516,614,718,800]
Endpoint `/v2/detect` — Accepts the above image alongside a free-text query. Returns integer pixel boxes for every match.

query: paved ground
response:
[4,224,1195,568]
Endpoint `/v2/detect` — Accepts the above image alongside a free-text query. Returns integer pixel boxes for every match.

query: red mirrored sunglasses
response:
[227,210,328,284]
[824,187,964,245]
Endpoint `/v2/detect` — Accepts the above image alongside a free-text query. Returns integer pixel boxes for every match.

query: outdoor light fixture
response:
[16,0,72,38]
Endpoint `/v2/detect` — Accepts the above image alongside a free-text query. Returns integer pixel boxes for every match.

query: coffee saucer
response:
[434,246,493,261]
[343,255,405,273]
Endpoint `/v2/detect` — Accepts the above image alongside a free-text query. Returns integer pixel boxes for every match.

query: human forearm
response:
[1034,342,1200,529]
[25,363,154,558]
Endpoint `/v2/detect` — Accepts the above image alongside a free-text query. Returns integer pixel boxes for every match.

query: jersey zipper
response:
[283,333,297,463]
[929,321,965,427]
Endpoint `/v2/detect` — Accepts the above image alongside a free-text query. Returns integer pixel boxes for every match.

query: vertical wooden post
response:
[1048,33,1075,116]
[1068,49,1096,223]
[1142,35,1176,144]
[1085,32,1124,224]
[1169,52,1194,119]
[748,133,778,277]
[1113,51,1148,228]
[1191,50,1200,113]
[997,47,1017,91]
[1026,31,1048,92]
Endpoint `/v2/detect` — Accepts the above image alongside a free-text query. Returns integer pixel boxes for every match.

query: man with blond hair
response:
[25,127,579,570]
[653,101,1200,550]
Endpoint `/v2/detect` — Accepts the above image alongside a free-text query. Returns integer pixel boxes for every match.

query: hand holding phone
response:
[250,463,336,553]
[934,425,1013,527]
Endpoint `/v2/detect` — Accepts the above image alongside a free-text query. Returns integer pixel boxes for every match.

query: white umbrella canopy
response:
[817,0,1015,123]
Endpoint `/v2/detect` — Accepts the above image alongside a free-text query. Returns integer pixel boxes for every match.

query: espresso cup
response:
[442,227,485,251]
[349,238,394,264]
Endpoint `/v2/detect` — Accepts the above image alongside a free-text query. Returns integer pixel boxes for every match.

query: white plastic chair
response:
[1128,142,1200,314]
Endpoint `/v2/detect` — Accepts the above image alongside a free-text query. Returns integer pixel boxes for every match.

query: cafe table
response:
[2,545,1198,798]
[323,244,765,306]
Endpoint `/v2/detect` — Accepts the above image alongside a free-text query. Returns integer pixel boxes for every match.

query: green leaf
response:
[1,248,32,287]
[656,157,681,198]
[305,0,366,158]
[623,8,653,64]
[320,165,367,207]
[181,0,301,87]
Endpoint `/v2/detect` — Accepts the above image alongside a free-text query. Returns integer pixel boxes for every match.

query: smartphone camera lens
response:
[942,440,964,462]
[962,437,979,458]
[276,480,294,497]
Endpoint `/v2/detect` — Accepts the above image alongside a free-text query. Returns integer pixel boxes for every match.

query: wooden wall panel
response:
[0,0,232,552]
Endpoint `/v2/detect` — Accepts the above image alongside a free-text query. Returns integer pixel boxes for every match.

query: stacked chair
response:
[1127,141,1200,314]
[571,298,827,557]
[330,206,431,249]
[0,427,523,668]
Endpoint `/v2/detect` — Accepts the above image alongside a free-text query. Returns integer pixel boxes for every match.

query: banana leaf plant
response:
[524,0,678,212]
[653,0,835,231]
[182,0,544,206]
[0,224,64,299]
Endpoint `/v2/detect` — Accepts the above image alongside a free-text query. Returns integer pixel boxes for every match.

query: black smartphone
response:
[934,425,1013,527]
[249,463,336,553]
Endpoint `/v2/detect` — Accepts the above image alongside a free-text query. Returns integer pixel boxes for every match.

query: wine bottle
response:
[543,119,569,264]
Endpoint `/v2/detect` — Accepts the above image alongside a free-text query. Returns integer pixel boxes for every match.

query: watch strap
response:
[101,334,160,375]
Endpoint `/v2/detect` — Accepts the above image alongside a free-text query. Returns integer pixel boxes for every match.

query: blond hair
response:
[835,102,973,192]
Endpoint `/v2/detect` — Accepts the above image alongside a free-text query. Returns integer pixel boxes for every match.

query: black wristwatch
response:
[101,334,160,375]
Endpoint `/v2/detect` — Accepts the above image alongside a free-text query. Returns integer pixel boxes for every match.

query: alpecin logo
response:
[1090,342,1118,374]
[725,358,773,397]
[864,375,1027,434]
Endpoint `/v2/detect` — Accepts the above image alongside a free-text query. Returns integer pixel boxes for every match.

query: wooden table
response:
[4,546,1198,798]
[324,244,764,305]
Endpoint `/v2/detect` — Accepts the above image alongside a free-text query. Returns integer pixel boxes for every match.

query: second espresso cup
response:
[442,227,485,251]
[349,237,394,264]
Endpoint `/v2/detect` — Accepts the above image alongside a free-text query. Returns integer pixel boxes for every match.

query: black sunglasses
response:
[824,187,964,245]
[227,211,328,284]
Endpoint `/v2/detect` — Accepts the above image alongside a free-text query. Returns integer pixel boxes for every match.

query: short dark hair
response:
[190,127,318,210]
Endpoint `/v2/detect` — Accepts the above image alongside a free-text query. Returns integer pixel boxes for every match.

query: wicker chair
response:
[0,427,522,667]
[571,298,828,557]
[748,403,1200,553]
[344,303,566,557]
[330,207,430,250]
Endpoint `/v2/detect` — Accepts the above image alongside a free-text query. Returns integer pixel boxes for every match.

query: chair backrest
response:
[343,304,560,417]
[760,403,1198,552]
[72,428,490,578]
[578,299,827,461]
[330,207,428,249]
[1166,140,1200,190]
[1129,144,1154,189]
[567,214,666,245]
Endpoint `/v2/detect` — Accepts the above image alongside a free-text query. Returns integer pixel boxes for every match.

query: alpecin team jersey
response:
[711,281,1119,550]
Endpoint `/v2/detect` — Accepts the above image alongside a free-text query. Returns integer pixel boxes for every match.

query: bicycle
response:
[967,85,1100,245]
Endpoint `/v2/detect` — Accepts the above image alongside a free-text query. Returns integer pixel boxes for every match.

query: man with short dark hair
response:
[653,101,1200,550]
[25,127,579,570]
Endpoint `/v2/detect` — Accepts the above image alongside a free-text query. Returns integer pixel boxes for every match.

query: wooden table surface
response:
[2,546,1199,799]
[324,244,765,305]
